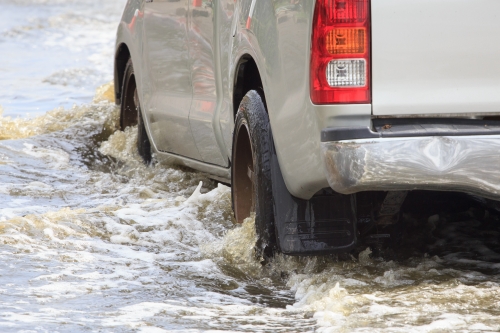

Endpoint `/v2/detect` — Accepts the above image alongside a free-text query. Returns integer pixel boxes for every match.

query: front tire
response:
[120,58,152,164]
[232,90,277,259]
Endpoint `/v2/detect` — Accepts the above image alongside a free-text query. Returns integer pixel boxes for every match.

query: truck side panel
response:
[246,1,371,199]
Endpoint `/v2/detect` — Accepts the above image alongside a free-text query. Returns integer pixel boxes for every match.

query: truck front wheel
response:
[232,90,277,260]
[120,58,152,164]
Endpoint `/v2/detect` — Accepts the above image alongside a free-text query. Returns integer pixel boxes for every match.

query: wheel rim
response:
[233,120,255,224]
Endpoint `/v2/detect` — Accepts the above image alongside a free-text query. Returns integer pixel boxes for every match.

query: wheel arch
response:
[114,43,131,106]
[232,54,267,119]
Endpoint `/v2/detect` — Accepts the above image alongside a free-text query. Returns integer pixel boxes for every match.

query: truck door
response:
[187,0,227,166]
[142,0,201,159]
[371,0,500,116]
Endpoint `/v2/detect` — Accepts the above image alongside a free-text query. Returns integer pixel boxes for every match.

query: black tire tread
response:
[232,90,277,258]
[121,58,152,164]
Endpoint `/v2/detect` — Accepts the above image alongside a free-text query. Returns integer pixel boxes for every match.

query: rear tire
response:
[232,90,277,260]
[120,58,152,164]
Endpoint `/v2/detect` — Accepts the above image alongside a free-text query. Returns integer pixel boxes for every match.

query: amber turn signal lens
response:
[326,28,365,54]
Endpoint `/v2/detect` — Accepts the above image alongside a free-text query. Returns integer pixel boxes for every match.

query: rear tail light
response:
[310,0,371,104]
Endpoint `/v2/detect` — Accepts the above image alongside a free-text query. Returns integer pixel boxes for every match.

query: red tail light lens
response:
[310,0,371,104]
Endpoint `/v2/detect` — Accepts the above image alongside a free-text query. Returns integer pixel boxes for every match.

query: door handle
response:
[145,0,153,2]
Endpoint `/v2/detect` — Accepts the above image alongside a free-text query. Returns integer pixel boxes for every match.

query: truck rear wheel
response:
[232,90,277,259]
[120,58,152,164]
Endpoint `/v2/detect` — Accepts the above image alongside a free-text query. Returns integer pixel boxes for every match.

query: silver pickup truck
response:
[114,0,500,257]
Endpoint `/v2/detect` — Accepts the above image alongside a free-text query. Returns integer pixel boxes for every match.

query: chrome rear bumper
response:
[322,135,500,199]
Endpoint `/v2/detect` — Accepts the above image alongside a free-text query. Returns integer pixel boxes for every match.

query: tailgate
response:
[371,0,500,116]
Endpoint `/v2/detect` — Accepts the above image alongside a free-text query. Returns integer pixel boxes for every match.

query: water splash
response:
[0,82,118,141]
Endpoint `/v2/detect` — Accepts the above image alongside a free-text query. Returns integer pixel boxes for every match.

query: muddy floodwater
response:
[2,1,500,332]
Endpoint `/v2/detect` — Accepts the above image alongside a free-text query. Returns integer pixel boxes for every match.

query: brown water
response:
[2,1,500,332]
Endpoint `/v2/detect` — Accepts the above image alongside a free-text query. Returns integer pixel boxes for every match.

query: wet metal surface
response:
[323,136,500,199]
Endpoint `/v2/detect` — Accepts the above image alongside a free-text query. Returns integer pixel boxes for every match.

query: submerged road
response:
[1,1,500,332]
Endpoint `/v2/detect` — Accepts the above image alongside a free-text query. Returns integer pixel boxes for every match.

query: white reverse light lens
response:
[326,59,366,87]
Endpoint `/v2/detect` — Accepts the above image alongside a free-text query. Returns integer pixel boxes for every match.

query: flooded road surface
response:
[2,1,500,332]
[0,0,124,117]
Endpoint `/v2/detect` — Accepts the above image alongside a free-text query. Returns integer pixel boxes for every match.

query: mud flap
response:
[270,141,357,255]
